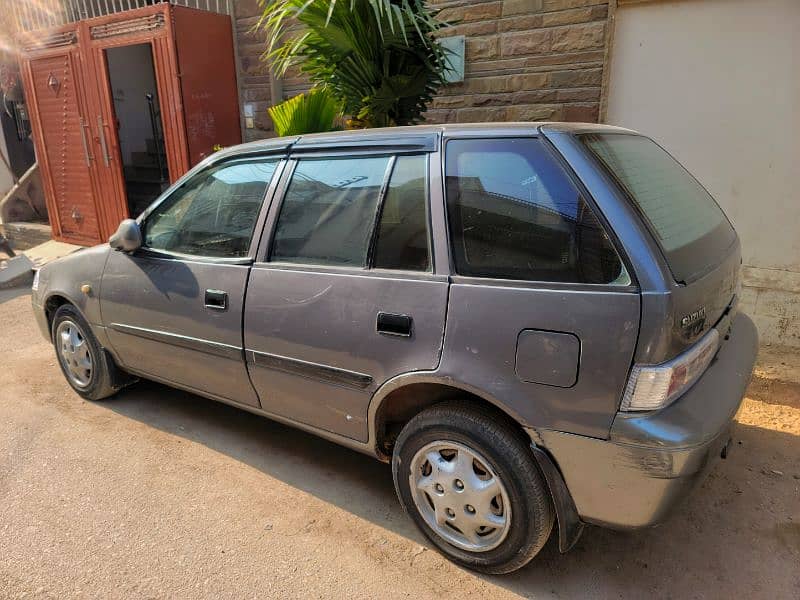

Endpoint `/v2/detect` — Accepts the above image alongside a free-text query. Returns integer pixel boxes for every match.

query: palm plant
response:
[268,87,343,136]
[259,0,449,128]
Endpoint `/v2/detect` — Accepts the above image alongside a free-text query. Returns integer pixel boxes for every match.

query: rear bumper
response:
[534,312,758,529]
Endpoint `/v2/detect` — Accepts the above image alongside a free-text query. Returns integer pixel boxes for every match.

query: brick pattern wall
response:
[233,0,276,141]
[232,0,610,140]
[427,0,608,124]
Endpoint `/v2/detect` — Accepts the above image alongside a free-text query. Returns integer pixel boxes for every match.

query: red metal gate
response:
[18,3,241,245]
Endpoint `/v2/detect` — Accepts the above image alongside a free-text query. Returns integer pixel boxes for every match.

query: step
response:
[0,221,52,252]
[128,198,154,217]
[124,165,167,180]
[145,138,167,155]
[0,254,34,289]
[131,151,166,168]
[126,180,168,195]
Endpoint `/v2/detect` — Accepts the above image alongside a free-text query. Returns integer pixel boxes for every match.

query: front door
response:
[244,153,449,442]
[100,155,282,407]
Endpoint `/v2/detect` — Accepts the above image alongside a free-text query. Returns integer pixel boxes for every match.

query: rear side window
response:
[445,138,626,284]
[373,155,430,271]
[271,156,391,266]
[580,134,736,283]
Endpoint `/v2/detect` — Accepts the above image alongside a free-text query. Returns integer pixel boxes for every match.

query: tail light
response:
[621,328,720,412]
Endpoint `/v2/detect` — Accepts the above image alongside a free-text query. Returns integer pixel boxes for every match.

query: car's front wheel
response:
[392,401,554,574]
[52,304,119,401]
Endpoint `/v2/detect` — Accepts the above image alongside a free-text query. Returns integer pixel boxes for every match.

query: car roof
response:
[219,122,639,159]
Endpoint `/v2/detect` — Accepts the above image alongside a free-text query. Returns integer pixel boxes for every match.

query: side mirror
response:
[109,219,142,253]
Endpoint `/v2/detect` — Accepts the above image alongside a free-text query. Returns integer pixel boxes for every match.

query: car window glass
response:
[143,157,277,258]
[373,155,430,271]
[445,138,627,284]
[271,156,391,267]
[581,133,735,283]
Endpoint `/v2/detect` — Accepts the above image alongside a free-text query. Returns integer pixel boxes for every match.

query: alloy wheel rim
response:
[56,320,92,388]
[409,441,511,552]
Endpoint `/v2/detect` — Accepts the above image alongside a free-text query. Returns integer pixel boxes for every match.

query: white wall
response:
[606,0,800,347]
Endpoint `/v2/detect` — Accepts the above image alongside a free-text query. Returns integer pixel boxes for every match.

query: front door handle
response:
[377,312,412,337]
[204,289,228,311]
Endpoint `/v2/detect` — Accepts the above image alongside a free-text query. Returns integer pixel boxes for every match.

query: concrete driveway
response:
[2,287,799,599]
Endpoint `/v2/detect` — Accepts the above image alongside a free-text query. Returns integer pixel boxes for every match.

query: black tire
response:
[392,401,554,574]
[51,304,119,401]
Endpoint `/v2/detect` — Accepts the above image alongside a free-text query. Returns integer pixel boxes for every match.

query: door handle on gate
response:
[97,116,111,167]
[377,312,412,337]
[205,289,228,311]
[79,117,94,167]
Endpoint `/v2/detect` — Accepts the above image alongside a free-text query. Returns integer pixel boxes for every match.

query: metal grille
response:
[90,13,166,39]
[11,0,232,34]
[19,30,78,52]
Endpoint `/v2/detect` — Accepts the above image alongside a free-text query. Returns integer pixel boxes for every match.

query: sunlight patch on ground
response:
[738,396,800,436]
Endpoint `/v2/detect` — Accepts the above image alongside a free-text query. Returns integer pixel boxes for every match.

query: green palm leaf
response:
[268,88,343,136]
[258,0,449,128]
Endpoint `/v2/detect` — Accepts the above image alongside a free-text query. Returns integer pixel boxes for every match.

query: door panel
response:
[172,6,241,166]
[81,36,135,232]
[28,53,100,243]
[101,252,259,407]
[244,267,449,441]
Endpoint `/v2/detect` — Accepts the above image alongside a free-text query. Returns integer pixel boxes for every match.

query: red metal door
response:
[79,4,191,223]
[23,51,101,244]
[172,6,242,166]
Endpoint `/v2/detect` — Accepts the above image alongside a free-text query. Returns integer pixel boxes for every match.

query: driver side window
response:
[143,157,278,258]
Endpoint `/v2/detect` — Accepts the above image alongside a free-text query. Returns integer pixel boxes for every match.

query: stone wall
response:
[426,0,608,124]
[233,0,278,141]
[232,0,610,140]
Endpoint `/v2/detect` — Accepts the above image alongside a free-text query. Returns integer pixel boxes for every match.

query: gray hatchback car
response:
[32,123,757,574]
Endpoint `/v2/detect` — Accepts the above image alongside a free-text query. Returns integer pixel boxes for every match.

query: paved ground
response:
[1,286,799,599]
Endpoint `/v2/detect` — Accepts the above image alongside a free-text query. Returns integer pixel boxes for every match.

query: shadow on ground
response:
[0,285,31,306]
[100,379,800,597]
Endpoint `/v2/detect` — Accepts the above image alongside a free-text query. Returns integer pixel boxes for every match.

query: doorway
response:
[105,43,169,217]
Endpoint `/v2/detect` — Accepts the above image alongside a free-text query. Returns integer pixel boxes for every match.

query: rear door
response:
[439,135,641,439]
[101,154,282,407]
[244,149,448,442]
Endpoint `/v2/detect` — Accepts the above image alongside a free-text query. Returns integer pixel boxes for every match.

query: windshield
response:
[580,133,736,283]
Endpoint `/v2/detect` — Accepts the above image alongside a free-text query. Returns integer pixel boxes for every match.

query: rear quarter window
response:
[444,137,627,285]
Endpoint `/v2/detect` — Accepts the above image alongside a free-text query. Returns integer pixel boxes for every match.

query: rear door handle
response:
[377,312,412,337]
[205,289,228,311]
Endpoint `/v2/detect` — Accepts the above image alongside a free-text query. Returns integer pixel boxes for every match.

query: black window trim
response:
[262,151,435,275]
[135,152,286,263]
[441,134,638,292]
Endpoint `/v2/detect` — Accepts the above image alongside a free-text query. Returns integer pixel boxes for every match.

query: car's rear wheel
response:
[52,304,118,401]
[392,401,554,574]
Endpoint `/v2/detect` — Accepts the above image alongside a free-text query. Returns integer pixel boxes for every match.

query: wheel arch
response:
[368,373,529,461]
[43,293,83,339]
[371,373,586,556]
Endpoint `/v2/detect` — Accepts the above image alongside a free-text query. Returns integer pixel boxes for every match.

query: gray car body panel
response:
[100,251,259,407]
[31,122,758,531]
[32,244,112,343]
[535,312,757,528]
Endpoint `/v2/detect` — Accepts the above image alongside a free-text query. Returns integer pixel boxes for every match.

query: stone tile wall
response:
[232,0,610,139]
